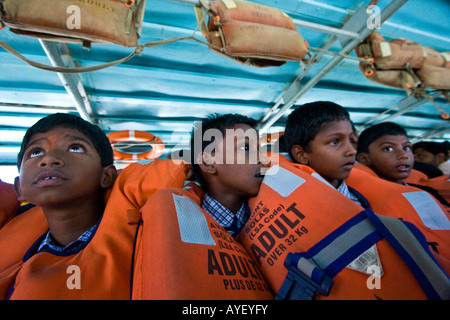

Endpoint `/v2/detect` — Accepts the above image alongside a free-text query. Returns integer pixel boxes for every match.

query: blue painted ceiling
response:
[0,0,449,168]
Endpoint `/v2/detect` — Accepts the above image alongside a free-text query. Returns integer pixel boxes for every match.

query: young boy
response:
[284,101,358,193]
[283,101,382,273]
[282,102,450,289]
[1,113,125,299]
[190,113,265,237]
[1,113,197,300]
[356,122,414,184]
[413,141,449,176]
[14,113,117,252]
[129,113,274,299]
[356,122,449,206]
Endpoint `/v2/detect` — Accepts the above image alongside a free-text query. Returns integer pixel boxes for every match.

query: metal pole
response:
[258,0,409,133]
[39,40,96,124]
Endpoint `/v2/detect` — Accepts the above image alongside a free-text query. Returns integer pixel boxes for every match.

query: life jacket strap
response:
[275,253,333,300]
[276,209,450,300]
[367,211,450,300]
[275,210,380,300]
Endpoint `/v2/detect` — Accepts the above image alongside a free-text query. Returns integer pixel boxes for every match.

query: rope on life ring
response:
[107,130,165,160]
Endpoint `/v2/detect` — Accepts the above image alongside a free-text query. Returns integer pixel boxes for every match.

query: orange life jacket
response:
[404,169,450,204]
[347,164,450,274]
[131,183,274,300]
[239,158,449,300]
[0,180,20,229]
[195,0,308,67]
[0,159,187,299]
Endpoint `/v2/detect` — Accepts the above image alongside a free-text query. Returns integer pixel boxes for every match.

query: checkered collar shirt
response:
[314,173,362,206]
[337,180,362,206]
[201,193,249,236]
[37,223,98,254]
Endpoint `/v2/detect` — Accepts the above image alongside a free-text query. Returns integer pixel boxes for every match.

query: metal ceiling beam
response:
[357,92,443,131]
[39,40,96,124]
[410,122,450,143]
[257,0,409,133]
[293,18,361,40]
[379,92,443,123]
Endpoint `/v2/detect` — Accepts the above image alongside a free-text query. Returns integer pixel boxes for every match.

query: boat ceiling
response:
[0,0,449,166]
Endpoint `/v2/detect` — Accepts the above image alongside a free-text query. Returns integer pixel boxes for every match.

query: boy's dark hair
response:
[412,141,448,157]
[284,101,351,156]
[190,113,258,187]
[357,122,407,154]
[17,113,113,169]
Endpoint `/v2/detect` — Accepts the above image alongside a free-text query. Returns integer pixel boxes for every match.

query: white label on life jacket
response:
[442,52,450,62]
[346,244,383,277]
[402,191,450,230]
[173,194,217,245]
[263,165,306,197]
[379,42,392,57]
[223,0,237,9]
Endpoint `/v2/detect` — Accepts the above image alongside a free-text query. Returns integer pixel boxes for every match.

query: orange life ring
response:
[107,130,165,160]
[260,132,285,163]
[260,132,284,146]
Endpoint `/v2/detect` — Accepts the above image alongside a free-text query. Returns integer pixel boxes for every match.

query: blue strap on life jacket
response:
[275,208,450,300]
[366,210,450,300]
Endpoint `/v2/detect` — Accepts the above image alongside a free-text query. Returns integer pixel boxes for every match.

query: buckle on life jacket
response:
[275,252,333,300]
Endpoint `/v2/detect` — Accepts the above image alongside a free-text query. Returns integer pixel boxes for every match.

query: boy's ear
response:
[436,152,446,164]
[357,152,371,166]
[291,145,309,165]
[198,152,216,174]
[100,165,117,189]
[13,176,26,202]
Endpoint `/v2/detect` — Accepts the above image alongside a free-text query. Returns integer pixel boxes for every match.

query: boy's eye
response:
[383,147,394,152]
[69,144,85,153]
[403,146,411,152]
[330,139,339,145]
[29,148,44,158]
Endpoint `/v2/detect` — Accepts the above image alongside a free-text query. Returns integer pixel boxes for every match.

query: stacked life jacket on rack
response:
[347,163,450,275]
[0,159,187,299]
[131,183,274,300]
[195,0,309,67]
[238,156,450,300]
[355,32,450,91]
[0,0,146,47]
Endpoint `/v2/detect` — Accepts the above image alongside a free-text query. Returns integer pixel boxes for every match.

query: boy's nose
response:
[39,151,64,167]
[345,140,357,156]
[397,149,409,159]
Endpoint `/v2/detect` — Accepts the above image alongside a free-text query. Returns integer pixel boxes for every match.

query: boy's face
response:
[209,123,264,199]
[413,148,440,166]
[360,134,414,183]
[293,119,356,188]
[16,125,113,208]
